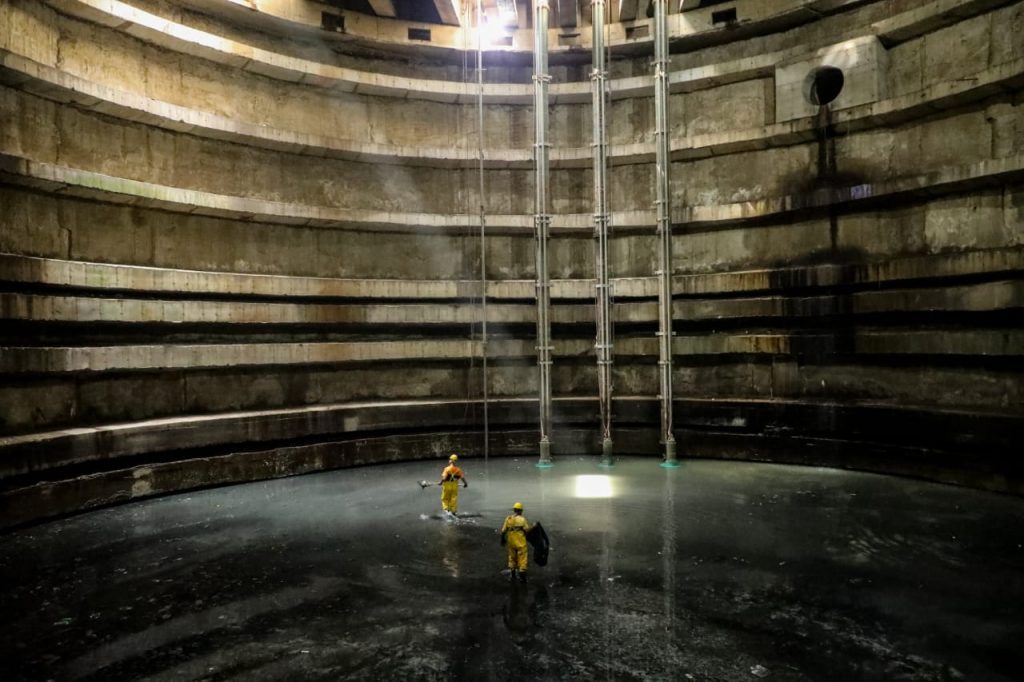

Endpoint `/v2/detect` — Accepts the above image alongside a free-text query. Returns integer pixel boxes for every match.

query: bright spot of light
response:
[480,20,511,47]
[575,475,614,498]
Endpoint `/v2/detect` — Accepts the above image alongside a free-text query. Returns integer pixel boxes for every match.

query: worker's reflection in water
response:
[441,522,460,578]
[502,582,548,645]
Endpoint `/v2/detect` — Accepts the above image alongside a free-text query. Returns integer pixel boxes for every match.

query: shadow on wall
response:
[769,248,866,362]
[773,90,874,364]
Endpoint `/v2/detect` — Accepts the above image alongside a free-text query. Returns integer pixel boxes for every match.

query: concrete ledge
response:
[1,328,1019,374]
[1,358,1016,438]
[4,250,1023,301]
[1,395,1016,478]
[666,279,1024,320]
[676,428,1024,493]
[0,430,545,528]
[668,330,1024,356]
[199,0,871,60]
[3,152,1023,234]
[0,153,531,233]
[669,248,1024,296]
[0,339,496,373]
[0,253,518,299]
[680,53,1024,162]
[1,395,1020,527]
[0,293,540,325]
[0,48,521,169]
[6,424,1021,529]
[3,279,1021,326]
[41,0,534,104]
[0,398,546,477]
[872,0,1016,46]
[37,0,1018,103]
[683,153,1024,228]
[4,48,1021,169]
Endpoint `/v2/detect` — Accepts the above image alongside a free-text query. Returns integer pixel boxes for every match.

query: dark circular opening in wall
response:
[804,65,845,106]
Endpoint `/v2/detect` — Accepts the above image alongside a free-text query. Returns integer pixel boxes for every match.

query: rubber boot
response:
[518,571,528,584]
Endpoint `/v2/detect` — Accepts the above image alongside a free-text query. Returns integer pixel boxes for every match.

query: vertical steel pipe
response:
[591,0,613,466]
[653,0,677,463]
[534,0,554,465]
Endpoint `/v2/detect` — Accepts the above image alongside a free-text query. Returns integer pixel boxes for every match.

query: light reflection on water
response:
[2,457,1023,681]
[574,474,614,498]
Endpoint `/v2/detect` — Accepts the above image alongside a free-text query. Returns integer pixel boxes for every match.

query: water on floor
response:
[2,457,1023,681]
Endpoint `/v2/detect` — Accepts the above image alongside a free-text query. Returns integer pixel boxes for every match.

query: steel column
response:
[591,0,613,466]
[653,0,677,464]
[534,0,554,466]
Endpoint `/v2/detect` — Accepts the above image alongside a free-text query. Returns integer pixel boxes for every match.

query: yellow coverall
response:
[440,464,465,513]
[501,513,531,573]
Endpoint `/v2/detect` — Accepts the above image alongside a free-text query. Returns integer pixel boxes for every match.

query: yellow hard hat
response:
[449,454,458,461]
[512,502,523,511]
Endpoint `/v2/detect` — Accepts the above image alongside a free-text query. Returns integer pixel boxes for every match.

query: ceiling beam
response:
[367,0,397,18]
[431,0,462,26]
[618,0,642,22]
[554,0,578,27]
[495,0,519,26]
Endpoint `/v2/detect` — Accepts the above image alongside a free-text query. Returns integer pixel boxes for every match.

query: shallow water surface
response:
[2,457,1023,681]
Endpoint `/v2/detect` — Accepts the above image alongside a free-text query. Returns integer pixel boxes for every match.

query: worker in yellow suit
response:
[500,502,531,583]
[438,454,468,516]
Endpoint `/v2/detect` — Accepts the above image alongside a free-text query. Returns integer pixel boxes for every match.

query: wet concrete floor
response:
[2,457,1024,681]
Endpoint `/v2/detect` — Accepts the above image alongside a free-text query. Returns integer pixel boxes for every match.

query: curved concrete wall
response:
[1,0,1022,526]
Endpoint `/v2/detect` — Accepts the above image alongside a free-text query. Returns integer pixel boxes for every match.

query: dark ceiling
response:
[322,0,444,24]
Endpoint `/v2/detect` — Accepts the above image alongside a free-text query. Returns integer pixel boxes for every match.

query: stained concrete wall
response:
[0,0,1022,526]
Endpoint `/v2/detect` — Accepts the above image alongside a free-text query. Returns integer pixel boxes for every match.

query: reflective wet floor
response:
[3,457,1024,681]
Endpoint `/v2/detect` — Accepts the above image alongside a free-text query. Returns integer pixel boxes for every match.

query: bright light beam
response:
[480,18,510,46]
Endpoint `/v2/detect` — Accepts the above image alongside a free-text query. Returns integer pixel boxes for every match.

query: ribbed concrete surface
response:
[5,48,1020,166]
[4,152,1024,232]
[0,0,1021,526]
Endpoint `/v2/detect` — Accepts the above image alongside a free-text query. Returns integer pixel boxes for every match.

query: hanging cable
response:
[462,0,476,428]
[476,0,489,462]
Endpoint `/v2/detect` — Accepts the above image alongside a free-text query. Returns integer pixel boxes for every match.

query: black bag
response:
[525,522,550,567]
